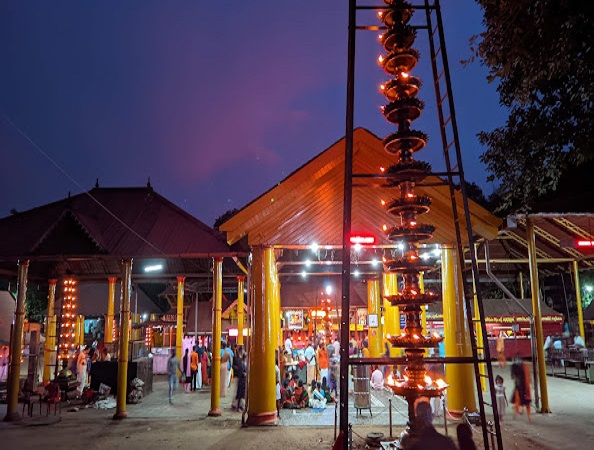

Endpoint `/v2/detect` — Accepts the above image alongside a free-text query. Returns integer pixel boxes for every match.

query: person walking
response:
[76,346,89,397]
[167,349,181,404]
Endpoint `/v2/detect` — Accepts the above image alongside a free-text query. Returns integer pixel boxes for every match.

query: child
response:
[495,375,508,421]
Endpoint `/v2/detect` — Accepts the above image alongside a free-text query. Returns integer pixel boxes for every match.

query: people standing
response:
[495,375,508,422]
[224,342,234,388]
[167,349,181,404]
[285,333,293,355]
[220,342,231,397]
[317,342,329,383]
[305,341,316,384]
[497,332,506,367]
[182,348,191,393]
[76,346,89,397]
[190,347,199,391]
[201,347,209,385]
[232,351,247,411]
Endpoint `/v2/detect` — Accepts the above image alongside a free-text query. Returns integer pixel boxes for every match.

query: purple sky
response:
[0,1,506,227]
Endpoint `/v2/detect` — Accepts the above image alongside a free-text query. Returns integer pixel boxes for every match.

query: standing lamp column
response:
[4,260,29,422]
[246,247,277,425]
[105,277,117,344]
[237,276,245,347]
[382,273,400,357]
[526,219,550,413]
[367,278,382,357]
[573,261,585,341]
[441,246,476,415]
[209,258,224,416]
[113,259,132,420]
[43,279,57,385]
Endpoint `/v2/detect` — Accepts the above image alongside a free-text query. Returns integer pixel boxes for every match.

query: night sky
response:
[0,1,506,227]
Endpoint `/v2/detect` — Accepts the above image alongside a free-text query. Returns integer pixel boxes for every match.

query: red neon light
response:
[577,240,594,247]
[350,235,376,245]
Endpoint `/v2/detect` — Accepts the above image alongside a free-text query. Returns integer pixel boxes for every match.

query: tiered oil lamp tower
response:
[378,0,447,419]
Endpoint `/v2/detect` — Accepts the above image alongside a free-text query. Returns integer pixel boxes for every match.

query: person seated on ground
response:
[292,373,300,389]
[320,376,334,403]
[281,380,298,408]
[284,372,294,390]
[370,365,385,390]
[404,400,457,450]
[309,382,327,409]
[293,380,308,408]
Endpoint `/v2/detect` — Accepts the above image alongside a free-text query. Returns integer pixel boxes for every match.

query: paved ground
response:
[1,366,593,449]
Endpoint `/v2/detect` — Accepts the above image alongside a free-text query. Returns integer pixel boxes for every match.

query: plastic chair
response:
[44,382,61,416]
[21,380,42,416]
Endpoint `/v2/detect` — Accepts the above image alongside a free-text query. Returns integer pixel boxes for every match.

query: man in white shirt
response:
[370,365,384,390]
[304,342,316,384]
[285,334,293,355]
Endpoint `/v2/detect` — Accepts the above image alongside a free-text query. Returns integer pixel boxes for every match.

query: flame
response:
[401,72,409,78]
[380,199,386,206]
[378,55,384,63]
[418,384,424,390]
[380,166,385,172]
[407,193,414,198]
[435,379,448,389]
[404,375,409,381]
[378,34,383,41]
[380,84,385,91]
[413,334,420,340]
[382,224,388,232]
[424,375,432,384]
[410,221,417,226]
[378,11,383,18]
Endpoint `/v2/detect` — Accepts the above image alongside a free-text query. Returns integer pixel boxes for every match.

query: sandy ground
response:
[1,366,593,450]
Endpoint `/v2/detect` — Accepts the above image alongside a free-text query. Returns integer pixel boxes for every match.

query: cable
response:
[0,111,168,257]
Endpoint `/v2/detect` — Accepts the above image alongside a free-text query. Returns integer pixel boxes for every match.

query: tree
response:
[213,208,239,230]
[469,1,594,212]
[25,284,47,323]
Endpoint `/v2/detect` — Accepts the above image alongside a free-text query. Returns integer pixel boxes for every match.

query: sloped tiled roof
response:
[0,186,242,280]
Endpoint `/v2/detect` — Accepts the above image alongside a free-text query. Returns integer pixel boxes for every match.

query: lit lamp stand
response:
[376,2,448,447]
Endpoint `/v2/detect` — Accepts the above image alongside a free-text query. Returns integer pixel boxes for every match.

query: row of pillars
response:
[4,232,587,421]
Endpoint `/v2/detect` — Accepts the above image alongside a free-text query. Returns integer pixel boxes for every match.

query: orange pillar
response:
[105,277,117,344]
[247,247,277,425]
[4,260,29,421]
[237,276,245,347]
[209,257,224,416]
[113,259,132,420]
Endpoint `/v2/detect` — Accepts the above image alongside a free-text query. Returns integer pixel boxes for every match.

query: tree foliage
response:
[213,208,239,230]
[470,1,594,212]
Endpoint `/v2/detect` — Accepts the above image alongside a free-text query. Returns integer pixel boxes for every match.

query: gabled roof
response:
[220,128,501,246]
[0,186,232,259]
[0,186,243,280]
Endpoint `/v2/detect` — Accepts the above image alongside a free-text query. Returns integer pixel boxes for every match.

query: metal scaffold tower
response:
[339,1,504,449]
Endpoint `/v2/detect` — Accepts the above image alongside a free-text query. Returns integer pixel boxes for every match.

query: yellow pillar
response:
[275,272,281,349]
[472,276,486,391]
[4,260,29,422]
[573,261,585,341]
[114,259,132,420]
[441,246,476,414]
[247,247,277,425]
[176,276,185,361]
[209,258,223,416]
[237,276,245,347]
[76,315,85,346]
[383,273,400,357]
[105,277,117,344]
[43,279,57,385]
[367,278,382,357]
[526,219,550,413]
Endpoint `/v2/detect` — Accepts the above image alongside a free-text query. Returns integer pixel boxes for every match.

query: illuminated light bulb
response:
[386,333,391,339]
[413,334,420,339]
[401,72,409,78]
[301,271,307,278]
[380,167,385,172]
[410,221,417,226]
[371,258,380,267]
[305,260,312,267]
[433,332,440,338]
[310,242,319,252]
[353,270,361,277]
[407,193,414,198]
[378,34,383,41]
[354,243,362,252]
[403,375,409,381]
[418,384,424,390]
[411,289,417,295]
[377,11,383,18]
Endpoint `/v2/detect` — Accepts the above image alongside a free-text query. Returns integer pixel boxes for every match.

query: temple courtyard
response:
[1,367,593,449]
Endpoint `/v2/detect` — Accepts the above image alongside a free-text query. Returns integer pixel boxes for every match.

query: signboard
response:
[368,314,378,328]
[161,314,177,323]
[285,310,304,330]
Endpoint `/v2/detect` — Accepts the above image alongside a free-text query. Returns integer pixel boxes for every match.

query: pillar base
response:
[445,409,477,420]
[3,412,21,422]
[246,411,278,426]
[208,408,222,417]
[112,411,128,420]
